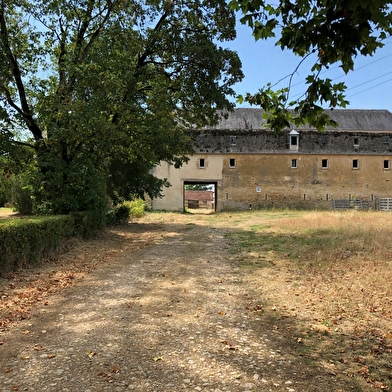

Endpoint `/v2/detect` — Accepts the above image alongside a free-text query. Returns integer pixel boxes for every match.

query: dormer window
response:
[289,130,299,151]
[231,136,237,146]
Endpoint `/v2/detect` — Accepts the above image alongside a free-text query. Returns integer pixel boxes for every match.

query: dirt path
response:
[0,216,345,391]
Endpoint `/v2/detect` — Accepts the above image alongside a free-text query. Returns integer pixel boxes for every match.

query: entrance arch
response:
[183,181,217,213]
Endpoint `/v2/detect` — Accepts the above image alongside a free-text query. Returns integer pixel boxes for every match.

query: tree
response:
[184,184,211,191]
[0,0,243,215]
[229,0,392,131]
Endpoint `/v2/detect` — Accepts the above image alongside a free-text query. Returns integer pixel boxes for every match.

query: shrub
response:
[106,204,131,225]
[0,211,105,275]
[124,199,147,219]
[0,216,74,274]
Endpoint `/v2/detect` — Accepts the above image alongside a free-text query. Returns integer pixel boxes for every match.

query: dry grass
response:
[204,210,392,390]
[144,210,392,389]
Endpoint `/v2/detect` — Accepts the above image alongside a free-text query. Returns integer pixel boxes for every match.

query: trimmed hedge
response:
[0,212,104,275]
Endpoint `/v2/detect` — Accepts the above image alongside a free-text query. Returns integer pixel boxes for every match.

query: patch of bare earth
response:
[0,212,377,391]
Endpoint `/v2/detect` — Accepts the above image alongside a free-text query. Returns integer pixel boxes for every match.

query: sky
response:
[224,21,392,112]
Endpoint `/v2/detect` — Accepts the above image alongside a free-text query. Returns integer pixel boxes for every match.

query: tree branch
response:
[0,3,43,141]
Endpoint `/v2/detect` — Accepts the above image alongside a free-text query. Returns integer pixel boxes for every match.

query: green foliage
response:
[124,199,147,219]
[0,216,74,274]
[0,211,106,274]
[0,0,243,215]
[70,210,106,238]
[106,199,146,225]
[106,204,131,226]
[185,184,211,191]
[230,0,392,130]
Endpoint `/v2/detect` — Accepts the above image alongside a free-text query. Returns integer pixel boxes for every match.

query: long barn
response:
[150,108,392,211]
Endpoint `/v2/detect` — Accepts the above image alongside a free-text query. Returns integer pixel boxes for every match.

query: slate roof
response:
[209,108,392,132]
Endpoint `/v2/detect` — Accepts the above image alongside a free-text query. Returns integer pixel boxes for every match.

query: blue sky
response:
[225,21,392,112]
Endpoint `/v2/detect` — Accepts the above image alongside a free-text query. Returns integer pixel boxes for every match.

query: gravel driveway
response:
[0,217,341,392]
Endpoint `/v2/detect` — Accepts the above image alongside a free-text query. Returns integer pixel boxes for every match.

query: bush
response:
[124,199,147,219]
[71,210,106,238]
[0,211,106,275]
[0,216,74,274]
[106,199,146,225]
[106,204,131,225]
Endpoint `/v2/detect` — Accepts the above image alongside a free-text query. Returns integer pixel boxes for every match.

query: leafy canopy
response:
[229,0,392,131]
[0,0,243,214]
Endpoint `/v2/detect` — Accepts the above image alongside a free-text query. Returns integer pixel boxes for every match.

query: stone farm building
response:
[184,190,214,210]
[150,108,392,211]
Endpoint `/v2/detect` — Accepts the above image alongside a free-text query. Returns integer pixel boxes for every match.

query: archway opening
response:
[183,181,217,213]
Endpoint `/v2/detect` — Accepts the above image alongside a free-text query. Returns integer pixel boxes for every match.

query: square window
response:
[384,160,390,169]
[199,158,205,168]
[352,159,359,169]
[291,159,297,168]
[321,159,328,169]
[229,158,236,167]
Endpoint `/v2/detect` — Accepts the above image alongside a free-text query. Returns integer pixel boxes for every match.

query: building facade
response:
[150,108,392,211]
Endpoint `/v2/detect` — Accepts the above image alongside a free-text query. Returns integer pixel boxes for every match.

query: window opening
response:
[289,130,299,151]
[256,186,261,193]
[352,159,359,169]
[321,159,328,168]
[384,160,390,169]
[231,136,236,146]
[199,158,205,168]
[354,137,359,146]
[291,159,297,168]
[229,158,236,167]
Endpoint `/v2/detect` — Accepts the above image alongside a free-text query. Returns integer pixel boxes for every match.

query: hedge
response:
[0,211,104,275]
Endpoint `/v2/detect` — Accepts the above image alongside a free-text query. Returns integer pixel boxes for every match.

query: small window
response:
[352,159,359,169]
[384,136,390,144]
[256,186,261,193]
[200,134,205,143]
[384,160,390,170]
[289,130,299,151]
[321,159,328,169]
[229,158,236,168]
[231,136,236,146]
[354,137,359,146]
[291,159,297,168]
[199,158,205,168]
